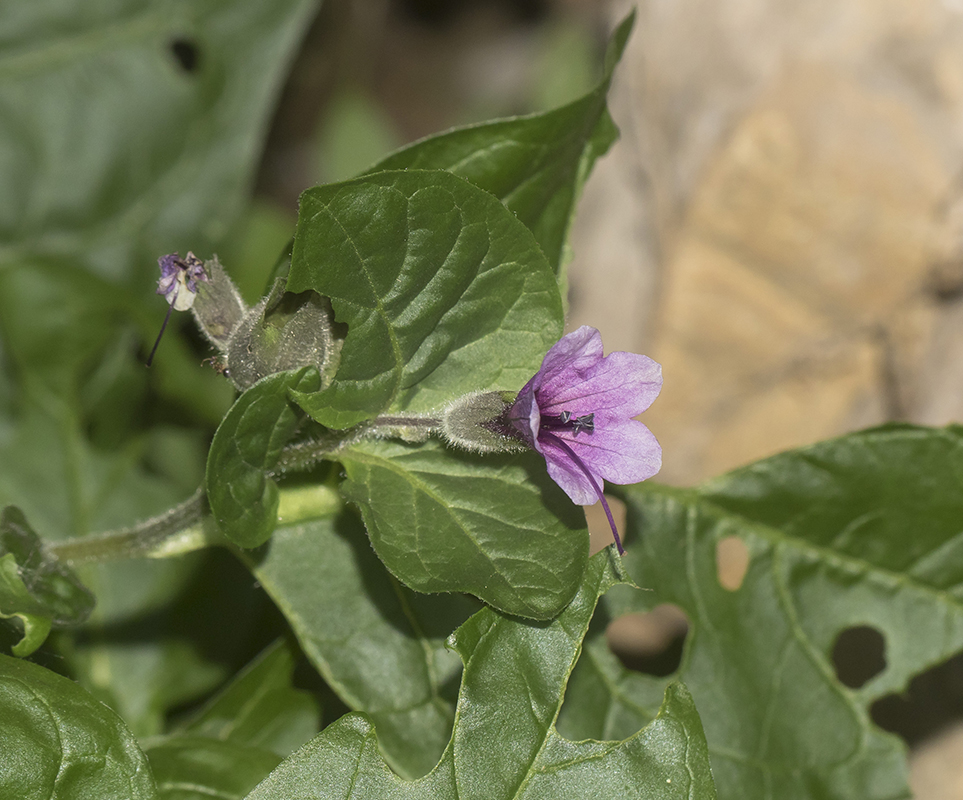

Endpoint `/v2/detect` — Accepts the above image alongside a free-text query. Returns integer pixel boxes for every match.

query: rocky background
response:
[248,1,963,796]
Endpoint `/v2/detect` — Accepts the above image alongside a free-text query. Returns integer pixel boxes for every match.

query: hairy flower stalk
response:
[503,326,662,554]
[147,252,209,366]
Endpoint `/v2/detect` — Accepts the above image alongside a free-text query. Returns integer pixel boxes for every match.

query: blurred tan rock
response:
[568,0,963,484]
[911,723,963,800]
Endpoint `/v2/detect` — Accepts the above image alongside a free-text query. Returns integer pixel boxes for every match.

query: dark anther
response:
[571,413,594,433]
[543,411,594,434]
[169,38,200,73]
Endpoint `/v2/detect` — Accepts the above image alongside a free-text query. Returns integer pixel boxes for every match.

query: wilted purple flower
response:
[147,252,209,367]
[157,251,208,311]
[505,326,662,554]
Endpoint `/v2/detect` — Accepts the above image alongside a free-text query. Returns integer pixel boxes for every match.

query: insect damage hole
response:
[607,604,689,678]
[169,37,201,73]
[716,535,750,591]
[832,625,886,689]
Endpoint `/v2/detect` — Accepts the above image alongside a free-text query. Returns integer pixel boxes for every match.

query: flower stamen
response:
[541,411,595,435]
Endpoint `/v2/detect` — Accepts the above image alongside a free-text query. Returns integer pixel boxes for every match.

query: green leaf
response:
[238,501,475,778]
[0,389,227,735]
[246,551,717,800]
[0,506,94,656]
[338,438,589,619]
[180,638,319,757]
[145,736,279,800]
[0,654,156,799]
[563,424,963,800]
[368,13,634,276]
[288,169,563,428]
[206,367,320,548]
[0,0,318,281]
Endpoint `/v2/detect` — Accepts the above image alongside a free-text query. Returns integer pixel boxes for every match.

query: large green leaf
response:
[288,169,563,428]
[0,653,156,799]
[0,392,224,736]
[206,367,320,548]
[0,0,322,738]
[0,0,317,281]
[338,438,589,620]
[246,551,717,800]
[369,13,633,276]
[560,424,963,800]
[238,494,475,779]
[0,505,94,656]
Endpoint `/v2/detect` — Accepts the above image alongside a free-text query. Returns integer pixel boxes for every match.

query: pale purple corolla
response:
[505,326,662,554]
[147,252,209,366]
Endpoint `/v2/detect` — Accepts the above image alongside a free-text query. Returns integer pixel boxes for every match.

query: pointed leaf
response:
[180,639,319,757]
[0,654,156,799]
[288,169,563,428]
[339,438,589,619]
[369,13,635,276]
[145,736,281,800]
[246,551,717,800]
[206,367,320,548]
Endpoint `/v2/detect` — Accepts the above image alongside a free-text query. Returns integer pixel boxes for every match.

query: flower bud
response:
[439,391,523,454]
[190,255,246,349]
[188,255,342,392]
[225,288,341,391]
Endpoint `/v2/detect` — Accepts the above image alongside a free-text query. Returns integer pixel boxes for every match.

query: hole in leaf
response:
[871,651,963,747]
[716,535,749,591]
[169,38,201,73]
[606,604,689,678]
[832,625,886,689]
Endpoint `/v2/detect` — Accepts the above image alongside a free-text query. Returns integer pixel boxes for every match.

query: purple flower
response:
[157,251,208,311]
[147,252,209,367]
[506,326,662,554]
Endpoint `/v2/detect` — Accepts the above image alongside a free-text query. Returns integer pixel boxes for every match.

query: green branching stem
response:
[48,487,216,564]
[45,412,440,565]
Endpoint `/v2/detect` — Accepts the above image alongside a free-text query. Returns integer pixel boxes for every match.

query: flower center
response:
[540,410,594,435]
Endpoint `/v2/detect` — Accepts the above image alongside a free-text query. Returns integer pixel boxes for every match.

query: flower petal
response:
[539,350,662,422]
[531,326,603,392]
[539,419,661,504]
[507,376,539,446]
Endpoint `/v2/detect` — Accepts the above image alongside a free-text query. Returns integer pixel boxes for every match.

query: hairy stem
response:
[48,488,217,564]
[46,412,441,565]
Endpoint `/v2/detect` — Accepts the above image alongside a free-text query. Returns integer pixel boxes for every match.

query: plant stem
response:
[48,488,218,564]
[46,412,440,565]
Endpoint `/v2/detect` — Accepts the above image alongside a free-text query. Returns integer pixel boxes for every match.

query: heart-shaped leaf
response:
[288,169,563,428]
[339,438,589,620]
